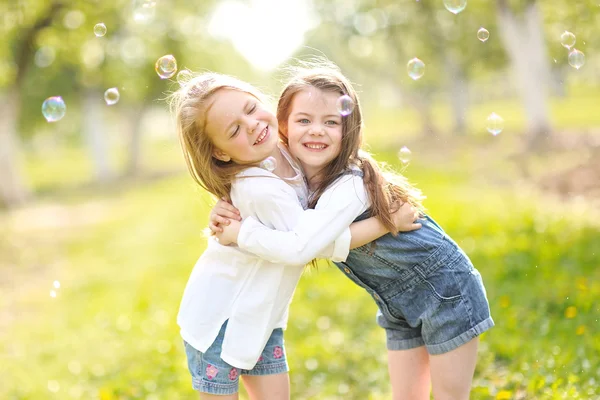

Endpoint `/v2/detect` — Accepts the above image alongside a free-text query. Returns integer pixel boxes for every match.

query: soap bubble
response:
[486,113,504,136]
[155,55,177,79]
[477,27,489,42]
[568,49,585,70]
[398,146,411,164]
[560,31,576,49]
[260,157,277,172]
[443,0,467,14]
[104,88,120,105]
[93,23,107,37]
[336,95,355,116]
[407,58,425,80]
[42,96,66,122]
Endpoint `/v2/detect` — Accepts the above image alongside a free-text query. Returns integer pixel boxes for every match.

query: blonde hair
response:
[168,72,268,200]
[277,59,425,235]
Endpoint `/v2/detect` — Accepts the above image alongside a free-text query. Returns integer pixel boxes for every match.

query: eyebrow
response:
[293,112,341,119]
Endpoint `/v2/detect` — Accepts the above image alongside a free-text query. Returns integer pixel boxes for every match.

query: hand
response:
[209,197,241,234]
[392,202,422,232]
[215,218,242,246]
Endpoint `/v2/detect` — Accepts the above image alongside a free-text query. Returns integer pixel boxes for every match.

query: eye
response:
[298,118,310,124]
[230,126,240,138]
[248,104,257,114]
[325,120,339,125]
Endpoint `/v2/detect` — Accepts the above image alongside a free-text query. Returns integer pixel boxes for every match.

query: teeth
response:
[305,143,327,149]
[254,128,267,145]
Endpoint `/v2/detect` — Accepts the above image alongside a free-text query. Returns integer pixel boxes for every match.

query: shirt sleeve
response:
[237,173,368,265]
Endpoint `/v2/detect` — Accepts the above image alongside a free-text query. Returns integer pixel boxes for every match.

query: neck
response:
[301,164,322,191]
[268,145,295,179]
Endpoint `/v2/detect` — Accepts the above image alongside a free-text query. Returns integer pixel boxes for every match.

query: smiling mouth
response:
[303,143,328,150]
[254,127,269,145]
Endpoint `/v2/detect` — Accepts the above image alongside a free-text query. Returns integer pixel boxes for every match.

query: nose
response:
[309,126,325,136]
[248,119,259,135]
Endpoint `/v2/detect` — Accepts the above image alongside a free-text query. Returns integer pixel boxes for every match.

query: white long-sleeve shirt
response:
[177,152,352,370]
[237,171,370,265]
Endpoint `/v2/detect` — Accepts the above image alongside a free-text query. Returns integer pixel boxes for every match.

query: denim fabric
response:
[334,212,494,354]
[184,320,288,395]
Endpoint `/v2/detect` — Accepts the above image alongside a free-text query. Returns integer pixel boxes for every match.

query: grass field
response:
[1,93,600,399]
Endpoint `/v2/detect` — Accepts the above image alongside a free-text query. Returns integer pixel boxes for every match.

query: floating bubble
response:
[560,31,576,49]
[398,146,411,164]
[568,49,585,70]
[260,157,277,172]
[336,95,355,116]
[42,96,66,122]
[443,0,467,14]
[477,27,489,42]
[104,87,120,105]
[486,113,504,136]
[407,58,425,80]
[53,280,61,289]
[176,69,193,86]
[155,55,177,79]
[93,23,107,37]
[50,290,57,298]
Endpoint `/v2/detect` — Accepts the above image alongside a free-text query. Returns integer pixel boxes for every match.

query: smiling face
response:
[205,88,278,164]
[285,88,343,180]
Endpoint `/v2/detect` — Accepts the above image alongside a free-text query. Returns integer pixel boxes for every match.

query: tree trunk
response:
[125,104,146,177]
[446,55,468,135]
[414,91,437,138]
[82,89,113,183]
[497,0,552,149]
[0,90,29,207]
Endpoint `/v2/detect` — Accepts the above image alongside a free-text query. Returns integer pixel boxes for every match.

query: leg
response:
[388,346,431,400]
[241,373,290,400]
[198,394,238,400]
[429,338,479,400]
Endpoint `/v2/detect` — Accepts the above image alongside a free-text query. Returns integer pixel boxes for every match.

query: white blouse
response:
[237,171,370,266]
[177,153,351,370]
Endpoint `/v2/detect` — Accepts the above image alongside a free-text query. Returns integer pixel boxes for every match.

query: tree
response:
[0,1,65,207]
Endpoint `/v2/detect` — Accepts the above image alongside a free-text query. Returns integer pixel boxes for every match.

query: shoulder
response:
[318,168,367,204]
[232,168,295,198]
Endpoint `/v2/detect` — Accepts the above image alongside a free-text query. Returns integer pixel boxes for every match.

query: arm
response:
[223,174,369,265]
[224,173,353,264]
[349,202,421,249]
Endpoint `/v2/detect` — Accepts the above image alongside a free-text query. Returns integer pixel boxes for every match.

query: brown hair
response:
[277,59,425,235]
[168,72,268,200]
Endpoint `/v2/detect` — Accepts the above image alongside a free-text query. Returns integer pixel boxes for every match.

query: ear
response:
[212,148,231,162]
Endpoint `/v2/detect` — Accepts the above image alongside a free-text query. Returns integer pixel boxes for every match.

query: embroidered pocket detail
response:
[206,364,219,380]
[273,346,283,359]
[229,368,239,381]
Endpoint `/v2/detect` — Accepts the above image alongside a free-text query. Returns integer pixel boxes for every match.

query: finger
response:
[215,215,231,226]
[208,222,223,233]
[409,223,422,231]
[216,209,241,220]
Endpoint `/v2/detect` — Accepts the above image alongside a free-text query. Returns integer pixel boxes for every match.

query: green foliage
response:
[1,143,598,399]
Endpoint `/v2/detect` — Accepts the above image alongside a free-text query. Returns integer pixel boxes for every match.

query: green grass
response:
[2,145,599,399]
[2,92,600,399]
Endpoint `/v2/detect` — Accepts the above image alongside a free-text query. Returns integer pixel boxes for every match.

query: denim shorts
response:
[183,321,288,395]
[375,240,494,355]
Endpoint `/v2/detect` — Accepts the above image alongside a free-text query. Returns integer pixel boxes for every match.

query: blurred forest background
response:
[1,0,599,399]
